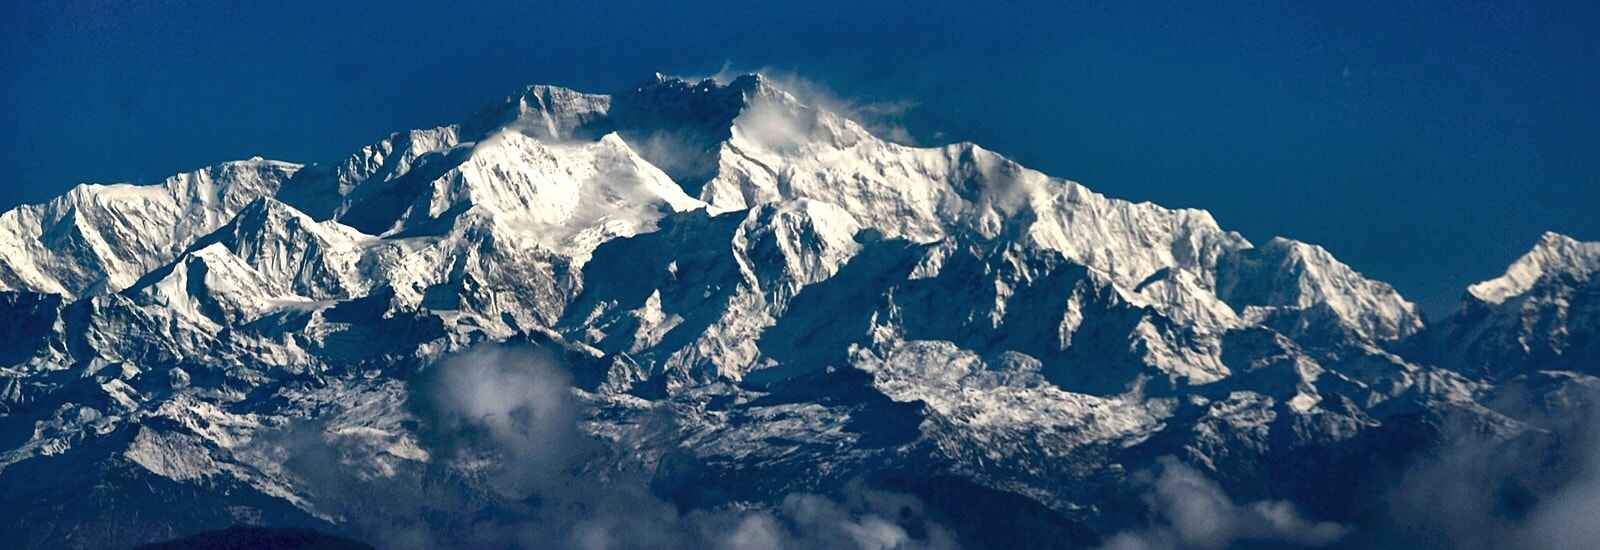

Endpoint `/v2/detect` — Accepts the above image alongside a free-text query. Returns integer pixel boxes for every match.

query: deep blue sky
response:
[2,1,1595,316]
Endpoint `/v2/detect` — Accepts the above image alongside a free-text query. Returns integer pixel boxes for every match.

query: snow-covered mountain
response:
[0,159,300,297]
[1410,232,1600,379]
[0,74,1593,550]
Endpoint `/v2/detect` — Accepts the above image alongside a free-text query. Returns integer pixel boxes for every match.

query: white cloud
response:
[718,513,785,550]
[418,346,585,496]
[1101,457,1349,550]
[254,345,965,550]
[1384,380,1600,550]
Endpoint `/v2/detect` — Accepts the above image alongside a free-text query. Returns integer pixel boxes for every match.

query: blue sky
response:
[2,0,1595,315]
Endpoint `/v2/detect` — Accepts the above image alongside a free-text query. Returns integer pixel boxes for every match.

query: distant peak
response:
[221,156,298,169]
[724,72,769,91]
[633,72,769,97]
[1521,231,1597,268]
[1537,230,1579,249]
[233,195,300,219]
[461,73,794,144]
[1261,236,1306,252]
[1467,231,1600,304]
[647,70,764,87]
[1249,237,1333,264]
[632,72,787,105]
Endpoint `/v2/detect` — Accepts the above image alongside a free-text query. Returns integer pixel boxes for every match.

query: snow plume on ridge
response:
[1099,457,1349,550]
[676,63,921,145]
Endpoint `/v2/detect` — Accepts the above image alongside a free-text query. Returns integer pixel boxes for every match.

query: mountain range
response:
[1,73,1596,550]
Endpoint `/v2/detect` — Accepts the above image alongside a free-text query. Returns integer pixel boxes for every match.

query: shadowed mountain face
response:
[1,74,1596,550]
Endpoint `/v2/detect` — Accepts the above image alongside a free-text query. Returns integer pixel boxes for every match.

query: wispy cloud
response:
[412,346,587,496]
[1380,375,1600,550]
[1099,457,1349,550]
[255,345,959,550]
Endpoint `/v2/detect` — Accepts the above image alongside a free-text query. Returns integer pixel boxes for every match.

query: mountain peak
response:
[642,72,771,94]
[1538,230,1581,248]
[0,160,300,297]
[1216,236,1423,341]
[1468,231,1600,304]
[467,73,780,144]
[471,83,611,141]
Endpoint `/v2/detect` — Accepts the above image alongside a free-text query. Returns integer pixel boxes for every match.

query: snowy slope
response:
[0,159,300,297]
[1217,237,1424,342]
